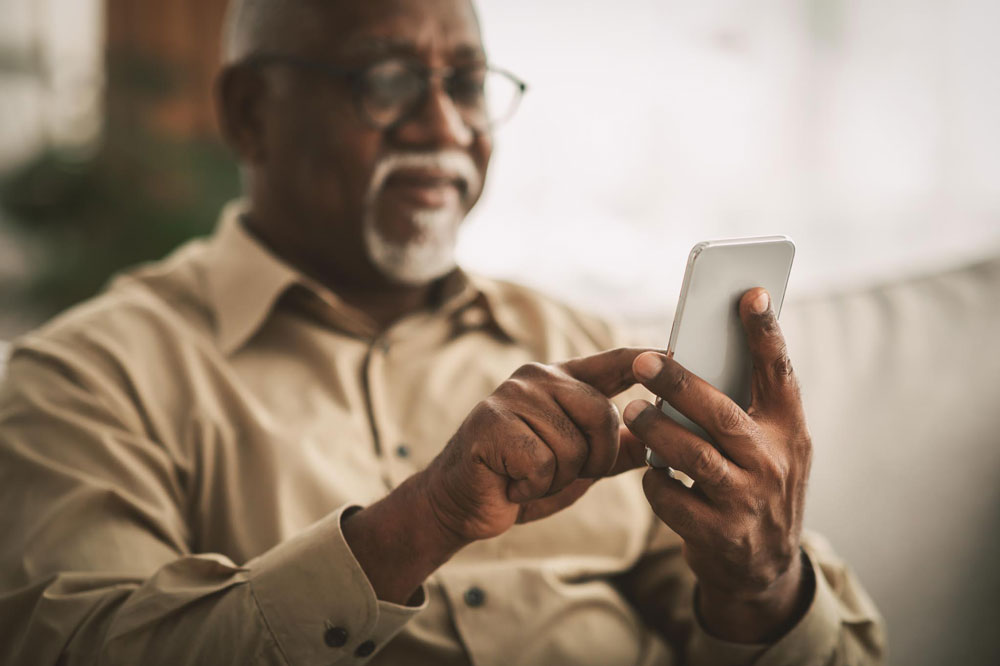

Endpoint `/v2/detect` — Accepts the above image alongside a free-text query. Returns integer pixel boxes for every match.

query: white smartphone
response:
[645,236,796,469]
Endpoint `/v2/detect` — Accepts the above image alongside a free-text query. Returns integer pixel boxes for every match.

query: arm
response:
[0,340,654,664]
[0,347,422,665]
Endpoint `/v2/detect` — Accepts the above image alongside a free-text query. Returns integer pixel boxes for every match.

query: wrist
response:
[696,549,814,644]
[342,473,468,604]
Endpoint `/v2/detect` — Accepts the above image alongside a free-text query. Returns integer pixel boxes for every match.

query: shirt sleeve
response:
[616,519,886,665]
[0,344,425,666]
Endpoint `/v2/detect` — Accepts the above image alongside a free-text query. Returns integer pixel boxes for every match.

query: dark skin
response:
[216,0,813,646]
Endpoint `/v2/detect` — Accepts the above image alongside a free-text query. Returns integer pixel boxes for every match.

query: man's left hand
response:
[622,287,814,643]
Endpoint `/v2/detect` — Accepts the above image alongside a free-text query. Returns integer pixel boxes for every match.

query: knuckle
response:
[518,434,555,476]
[473,397,507,426]
[759,451,791,484]
[756,311,780,337]
[689,447,724,485]
[495,378,528,401]
[715,401,746,435]
[666,365,690,395]
[770,349,795,382]
[513,362,553,382]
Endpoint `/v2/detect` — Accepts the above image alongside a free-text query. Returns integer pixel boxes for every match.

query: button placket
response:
[364,335,409,489]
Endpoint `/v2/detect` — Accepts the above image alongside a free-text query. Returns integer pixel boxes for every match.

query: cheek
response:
[269,101,381,212]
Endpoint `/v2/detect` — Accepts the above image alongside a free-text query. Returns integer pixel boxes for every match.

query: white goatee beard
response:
[362,150,482,286]
[362,206,462,286]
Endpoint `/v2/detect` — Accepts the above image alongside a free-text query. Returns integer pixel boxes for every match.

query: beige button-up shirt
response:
[0,206,884,665]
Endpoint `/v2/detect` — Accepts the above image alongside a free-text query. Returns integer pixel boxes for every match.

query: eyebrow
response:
[341,37,486,62]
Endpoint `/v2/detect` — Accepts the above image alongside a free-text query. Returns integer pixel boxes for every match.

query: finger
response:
[623,399,739,494]
[739,288,801,414]
[559,347,661,397]
[494,418,559,503]
[632,352,757,461]
[548,380,622,478]
[642,467,715,541]
[513,393,592,495]
[516,478,596,524]
[507,363,620,479]
[604,425,649,476]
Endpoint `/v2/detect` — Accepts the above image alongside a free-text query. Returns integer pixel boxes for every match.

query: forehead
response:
[306,0,483,61]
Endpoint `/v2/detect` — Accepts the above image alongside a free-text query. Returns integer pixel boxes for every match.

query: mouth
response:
[381,169,467,208]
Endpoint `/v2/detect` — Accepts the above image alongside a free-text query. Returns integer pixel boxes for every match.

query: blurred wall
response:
[105,0,228,139]
[464,0,1000,323]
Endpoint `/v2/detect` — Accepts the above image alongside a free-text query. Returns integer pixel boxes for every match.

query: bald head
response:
[222,0,326,64]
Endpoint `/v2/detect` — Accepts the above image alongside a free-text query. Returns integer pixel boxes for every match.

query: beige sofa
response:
[1,255,997,664]
[781,255,1000,665]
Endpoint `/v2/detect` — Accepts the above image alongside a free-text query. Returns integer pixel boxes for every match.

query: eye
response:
[362,60,423,110]
[448,68,487,105]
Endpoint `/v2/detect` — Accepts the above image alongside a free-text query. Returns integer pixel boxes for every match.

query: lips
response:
[381,169,466,208]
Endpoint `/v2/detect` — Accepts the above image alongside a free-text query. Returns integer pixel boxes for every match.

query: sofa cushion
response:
[782,255,1000,666]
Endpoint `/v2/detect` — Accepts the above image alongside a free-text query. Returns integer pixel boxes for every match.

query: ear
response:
[215,64,268,164]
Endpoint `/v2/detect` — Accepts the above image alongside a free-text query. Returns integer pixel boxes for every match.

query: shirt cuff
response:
[247,504,428,665]
[686,547,842,666]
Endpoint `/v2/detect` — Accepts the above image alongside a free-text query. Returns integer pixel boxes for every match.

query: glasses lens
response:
[449,68,523,130]
[359,60,525,130]
[360,60,424,127]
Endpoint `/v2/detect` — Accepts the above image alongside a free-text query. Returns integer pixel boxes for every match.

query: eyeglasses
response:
[241,53,528,132]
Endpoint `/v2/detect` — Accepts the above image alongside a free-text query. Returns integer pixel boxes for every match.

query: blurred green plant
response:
[0,51,240,321]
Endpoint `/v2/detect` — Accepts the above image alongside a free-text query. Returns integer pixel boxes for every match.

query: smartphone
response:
[645,236,796,469]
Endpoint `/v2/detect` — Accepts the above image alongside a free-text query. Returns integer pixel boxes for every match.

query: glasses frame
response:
[239,52,528,132]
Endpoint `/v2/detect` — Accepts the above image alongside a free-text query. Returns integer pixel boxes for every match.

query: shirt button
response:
[324,626,349,647]
[395,444,410,459]
[463,586,486,608]
[354,640,376,657]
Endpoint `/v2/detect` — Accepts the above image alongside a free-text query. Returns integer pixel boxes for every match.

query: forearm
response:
[2,507,425,666]
[342,471,470,604]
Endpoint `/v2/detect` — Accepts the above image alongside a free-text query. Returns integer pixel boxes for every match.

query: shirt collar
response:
[205,201,531,353]
[205,202,301,355]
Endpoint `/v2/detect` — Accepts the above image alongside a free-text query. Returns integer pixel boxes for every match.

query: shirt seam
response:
[248,582,293,666]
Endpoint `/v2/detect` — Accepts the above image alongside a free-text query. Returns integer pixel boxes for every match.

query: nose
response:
[392,80,476,149]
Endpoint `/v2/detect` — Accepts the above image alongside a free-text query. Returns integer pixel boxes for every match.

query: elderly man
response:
[0,0,884,664]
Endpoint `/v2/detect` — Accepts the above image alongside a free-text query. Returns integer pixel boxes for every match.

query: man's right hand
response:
[419,347,653,545]
[342,347,652,604]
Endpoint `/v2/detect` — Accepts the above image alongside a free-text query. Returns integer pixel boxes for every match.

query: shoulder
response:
[8,238,216,396]
[470,274,634,359]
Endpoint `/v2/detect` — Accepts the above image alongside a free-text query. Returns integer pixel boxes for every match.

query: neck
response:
[241,212,439,332]
[336,280,439,331]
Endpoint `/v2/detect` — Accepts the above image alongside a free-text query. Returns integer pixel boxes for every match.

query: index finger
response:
[739,288,801,413]
[558,347,661,397]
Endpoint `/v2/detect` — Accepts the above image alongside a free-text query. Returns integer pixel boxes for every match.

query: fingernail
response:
[634,353,663,381]
[623,399,649,424]
[751,290,770,314]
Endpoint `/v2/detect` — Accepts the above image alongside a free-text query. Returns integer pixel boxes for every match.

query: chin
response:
[363,207,462,286]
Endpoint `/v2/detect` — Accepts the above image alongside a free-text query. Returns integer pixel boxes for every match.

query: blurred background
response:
[1,0,998,663]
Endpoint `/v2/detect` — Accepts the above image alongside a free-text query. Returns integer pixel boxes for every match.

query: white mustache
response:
[367,150,483,203]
